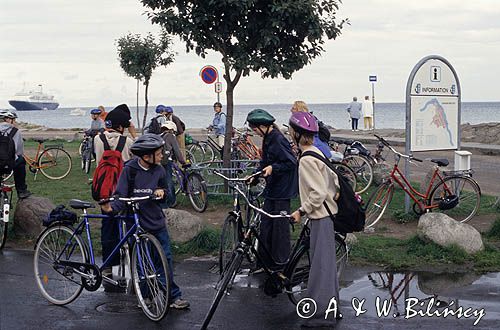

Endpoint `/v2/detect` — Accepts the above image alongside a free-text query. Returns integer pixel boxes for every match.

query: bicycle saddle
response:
[34,138,47,144]
[430,158,449,167]
[69,199,95,209]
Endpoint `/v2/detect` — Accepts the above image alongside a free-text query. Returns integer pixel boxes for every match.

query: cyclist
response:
[246,109,297,272]
[163,106,186,160]
[160,121,187,208]
[100,134,190,310]
[208,102,226,147]
[88,108,105,135]
[95,104,134,286]
[289,111,341,327]
[0,111,32,199]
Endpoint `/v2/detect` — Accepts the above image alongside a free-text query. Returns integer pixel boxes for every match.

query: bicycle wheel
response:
[0,196,8,250]
[78,140,84,155]
[202,251,244,330]
[38,148,72,180]
[333,163,357,191]
[335,234,348,279]
[33,225,86,305]
[428,176,481,223]
[364,182,394,228]
[82,148,92,174]
[219,215,239,274]
[286,246,310,305]
[187,172,208,212]
[131,233,170,322]
[344,154,373,194]
[189,141,215,166]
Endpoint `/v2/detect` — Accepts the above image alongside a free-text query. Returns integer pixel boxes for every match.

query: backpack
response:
[301,151,365,234]
[317,120,331,143]
[91,134,127,201]
[0,127,18,175]
[148,115,162,134]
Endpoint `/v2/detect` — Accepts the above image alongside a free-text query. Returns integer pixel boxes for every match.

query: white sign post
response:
[404,55,461,211]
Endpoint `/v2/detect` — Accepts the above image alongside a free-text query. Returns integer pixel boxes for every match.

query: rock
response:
[163,208,203,243]
[372,162,390,186]
[345,233,358,245]
[417,213,484,254]
[13,196,55,238]
[417,271,479,295]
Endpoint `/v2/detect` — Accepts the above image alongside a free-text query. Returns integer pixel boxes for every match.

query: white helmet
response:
[161,121,177,132]
[0,110,17,120]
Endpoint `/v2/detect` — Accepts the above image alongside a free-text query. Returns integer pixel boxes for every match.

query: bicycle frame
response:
[172,162,190,194]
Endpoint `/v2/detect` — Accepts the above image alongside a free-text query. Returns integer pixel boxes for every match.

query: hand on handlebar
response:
[290,210,301,224]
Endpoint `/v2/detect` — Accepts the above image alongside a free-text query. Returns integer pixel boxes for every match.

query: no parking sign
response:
[200,65,218,84]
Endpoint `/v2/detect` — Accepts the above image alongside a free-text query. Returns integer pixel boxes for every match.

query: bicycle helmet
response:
[246,109,275,126]
[161,121,177,132]
[164,106,174,113]
[213,102,222,108]
[130,134,165,157]
[0,110,18,119]
[90,108,102,115]
[155,104,166,113]
[288,112,318,134]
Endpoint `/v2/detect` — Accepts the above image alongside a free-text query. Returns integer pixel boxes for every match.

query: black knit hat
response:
[106,104,131,128]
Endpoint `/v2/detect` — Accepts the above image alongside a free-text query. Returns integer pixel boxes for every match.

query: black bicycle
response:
[0,175,14,250]
[202,171,349,329]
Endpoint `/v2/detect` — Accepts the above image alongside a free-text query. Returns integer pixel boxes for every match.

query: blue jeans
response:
[162,161,176,208]
[154,228,182,300]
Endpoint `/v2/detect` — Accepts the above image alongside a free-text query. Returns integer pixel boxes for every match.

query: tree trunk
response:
[223,82,234,170]
[142,80,149,129]
[136,79,141,131]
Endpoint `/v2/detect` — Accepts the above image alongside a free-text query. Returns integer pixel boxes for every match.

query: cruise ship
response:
[8,85,59,111]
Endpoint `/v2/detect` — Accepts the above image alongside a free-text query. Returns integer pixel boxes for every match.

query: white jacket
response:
[362,100,373,117]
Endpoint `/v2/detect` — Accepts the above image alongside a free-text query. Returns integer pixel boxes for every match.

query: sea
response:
[12,102,500,130]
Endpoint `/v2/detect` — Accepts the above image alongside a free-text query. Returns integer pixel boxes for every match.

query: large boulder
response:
[13,196,55,238]
[417,213,484,254]
[163,208,203,243]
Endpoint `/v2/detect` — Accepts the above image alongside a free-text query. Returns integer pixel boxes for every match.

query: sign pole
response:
[371,82,376,129]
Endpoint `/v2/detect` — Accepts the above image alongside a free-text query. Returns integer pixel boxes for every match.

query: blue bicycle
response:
[33,196,170,321]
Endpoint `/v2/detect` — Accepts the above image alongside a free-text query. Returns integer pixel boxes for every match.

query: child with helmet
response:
[100,134,190,310]
[289,111,341,327]
[89,108,105,135]
[245,108,298,272]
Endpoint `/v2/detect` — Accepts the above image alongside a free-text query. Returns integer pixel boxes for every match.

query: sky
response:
[1,0,500,108]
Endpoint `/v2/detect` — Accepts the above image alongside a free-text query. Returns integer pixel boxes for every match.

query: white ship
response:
[8,84,59,111]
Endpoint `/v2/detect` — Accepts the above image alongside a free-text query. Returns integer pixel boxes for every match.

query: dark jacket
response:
[161,132,185,164]
[111,158,168,232]
[258,128,298,200]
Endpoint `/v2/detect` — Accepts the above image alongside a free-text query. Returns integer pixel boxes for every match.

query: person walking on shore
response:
[362,95,374,130]
[346,96,362,131]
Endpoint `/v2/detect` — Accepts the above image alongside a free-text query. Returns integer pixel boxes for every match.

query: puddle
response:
[340,270,500,322]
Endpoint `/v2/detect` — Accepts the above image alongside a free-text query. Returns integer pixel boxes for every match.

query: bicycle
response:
[0,175,14,250]
[20,138,72,180]
[170,162,208,212]
[364,135,481,228]
[79,132,94,174]
[202,171,348,329]
[33,195,170,321]
[329,137,374,193]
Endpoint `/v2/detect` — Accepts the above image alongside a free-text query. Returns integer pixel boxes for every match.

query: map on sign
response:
[410,96,458,151]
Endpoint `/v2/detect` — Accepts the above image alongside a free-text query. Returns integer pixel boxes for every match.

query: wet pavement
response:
[1,249,499,329]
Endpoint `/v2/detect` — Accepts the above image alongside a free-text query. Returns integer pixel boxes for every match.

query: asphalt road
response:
[1,249,498,330]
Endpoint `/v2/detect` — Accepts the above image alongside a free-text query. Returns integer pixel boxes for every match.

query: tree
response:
[140,0,347,166]
[116,32,175,129]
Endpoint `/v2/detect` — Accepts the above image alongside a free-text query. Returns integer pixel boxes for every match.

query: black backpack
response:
[317,120,331,143]
[0,127,18,175]
[148,116,162,134]
[301,151,365,234]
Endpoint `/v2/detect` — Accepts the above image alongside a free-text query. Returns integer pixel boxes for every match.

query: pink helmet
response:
[289,112,318,133]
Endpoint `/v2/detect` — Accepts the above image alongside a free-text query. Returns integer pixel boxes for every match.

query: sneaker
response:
[17,190,32,199]
[169,298,190,310]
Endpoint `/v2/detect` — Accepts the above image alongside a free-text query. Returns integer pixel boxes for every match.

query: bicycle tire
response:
[131,233,170,322]
[0,191,8,249]
[189,141,215,166]
[364,182,394,228]
[202,251,244,330]
[78,140,84,156]
[33,225,86,305]
[344,154,373,194]
[428,175,481,223]
[38,148,72,180]
[187,172,208,212]
[219,214,239,274]
[333,163,357,191]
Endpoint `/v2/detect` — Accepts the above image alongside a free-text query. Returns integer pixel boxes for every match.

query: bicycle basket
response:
[43,205,78,227]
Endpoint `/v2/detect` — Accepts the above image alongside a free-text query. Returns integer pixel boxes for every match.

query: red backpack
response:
[91,134,127,201]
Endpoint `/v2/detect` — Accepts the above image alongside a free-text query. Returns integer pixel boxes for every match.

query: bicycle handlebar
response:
[373,134,423,163]
[213,170,263,183]
[98,195,160,205]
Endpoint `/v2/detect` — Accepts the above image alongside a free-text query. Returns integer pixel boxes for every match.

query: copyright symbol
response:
[296,298,317,319]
